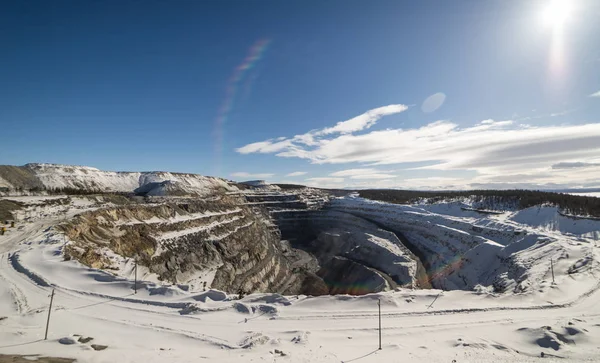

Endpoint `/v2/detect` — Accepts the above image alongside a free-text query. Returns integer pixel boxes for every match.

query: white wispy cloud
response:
[317,104,408,135]
[551,162,600,169]
[329,168,396,179]
[305,177,345,184]
[285,171,307,177]
[237,111,600,188]
[235,104,408,155]
[236,139,293,154]
[330,168,383,176]
[590,91,600,98]
[230,172,274,179]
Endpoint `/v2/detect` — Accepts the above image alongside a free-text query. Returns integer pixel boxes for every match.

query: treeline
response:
[358,189,600,217]
[8,186,90,195]
[45,187,98,195]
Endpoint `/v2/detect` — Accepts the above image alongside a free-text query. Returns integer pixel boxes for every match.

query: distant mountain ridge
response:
[0,163,237,196]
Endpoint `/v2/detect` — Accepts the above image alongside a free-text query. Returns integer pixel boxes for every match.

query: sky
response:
[1,0,600,190]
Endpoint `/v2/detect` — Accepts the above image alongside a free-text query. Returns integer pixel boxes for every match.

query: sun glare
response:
[542,0,572,28]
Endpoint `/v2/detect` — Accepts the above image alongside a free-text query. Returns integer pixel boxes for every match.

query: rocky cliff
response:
[61,195,328,295]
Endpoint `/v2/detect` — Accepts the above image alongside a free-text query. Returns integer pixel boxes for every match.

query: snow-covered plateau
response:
[0,164,599,362]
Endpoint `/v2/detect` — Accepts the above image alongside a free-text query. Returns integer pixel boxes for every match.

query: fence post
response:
[134,258,138,294]
[551,258,555,283]
[427,293,441,309]
[378,299,382,350]
[45,289,55,340]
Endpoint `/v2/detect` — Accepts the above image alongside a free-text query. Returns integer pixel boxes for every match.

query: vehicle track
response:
[0,254,30,314]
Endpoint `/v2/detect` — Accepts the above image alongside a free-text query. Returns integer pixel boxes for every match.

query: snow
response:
[327,196,600,293]
[156,215,244,241]
[0,195,600,362]
[2,163,238,196]
[568,192,600,198]
[117,208,242,226]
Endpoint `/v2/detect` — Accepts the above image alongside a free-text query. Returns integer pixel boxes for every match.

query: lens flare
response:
[541,0,572,29]
[541,0,576,96]
[213,39,272,173]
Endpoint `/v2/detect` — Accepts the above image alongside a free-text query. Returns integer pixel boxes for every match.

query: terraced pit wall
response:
[61,195,328,295]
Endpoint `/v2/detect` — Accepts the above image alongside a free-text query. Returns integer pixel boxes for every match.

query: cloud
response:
[237,114,600,188]
[329,168,396,179]
[589,91,600,98]
[236,139,293,154]
[236,102,600,188]
[421,93,446,113]
[230,172,274,179]
[330,168,383,176]
[550,109,575,117]
[235,104,408,154]
[349,173,397,180]
[317,104,408,135]
[305,177,344,184]
[551,162,600,169]
[285,171,307,177]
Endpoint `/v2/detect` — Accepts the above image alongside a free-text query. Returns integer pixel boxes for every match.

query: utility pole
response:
[427,293,441,309]
[551,258,555,284]
[134,258,138,294]
[378,299,382,350]
[45,289,55,340]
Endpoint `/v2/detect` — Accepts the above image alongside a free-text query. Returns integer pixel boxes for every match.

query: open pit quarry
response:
[1,164,600,362]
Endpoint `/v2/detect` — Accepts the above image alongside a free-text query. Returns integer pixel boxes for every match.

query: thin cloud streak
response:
[286,171,307,177]
[231,172,274,179]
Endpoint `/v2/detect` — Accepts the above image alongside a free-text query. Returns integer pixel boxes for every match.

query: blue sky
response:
[1,0,600,189]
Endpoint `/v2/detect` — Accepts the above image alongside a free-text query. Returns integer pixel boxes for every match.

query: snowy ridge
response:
[0,163,238,196]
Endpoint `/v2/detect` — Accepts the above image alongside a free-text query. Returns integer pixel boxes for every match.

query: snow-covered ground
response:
[1,196,600,362]
[568,192,600,198]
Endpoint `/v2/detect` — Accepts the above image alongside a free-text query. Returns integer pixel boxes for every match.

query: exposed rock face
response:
[62,195,327,295]
[319,256,390,295]
[61,185,425,296]
[243,188,426,294]
[274,209,420,291]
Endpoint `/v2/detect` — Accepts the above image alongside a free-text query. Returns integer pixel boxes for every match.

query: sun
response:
[541,0,573,28]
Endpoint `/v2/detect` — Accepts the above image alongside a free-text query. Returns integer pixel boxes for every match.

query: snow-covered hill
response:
[0,163,237,196]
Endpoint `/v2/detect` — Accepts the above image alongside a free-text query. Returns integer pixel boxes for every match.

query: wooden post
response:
[551,258,555,283]
[378,299,382,350]
[45,289,55,340]
[427,293,441,309]
[134,258,137,294]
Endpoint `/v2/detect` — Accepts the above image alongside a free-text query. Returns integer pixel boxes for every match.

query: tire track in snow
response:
[71,311,239,349]
[0,253,30,314]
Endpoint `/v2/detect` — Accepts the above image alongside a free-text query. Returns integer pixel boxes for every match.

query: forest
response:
[358,189,600,218]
